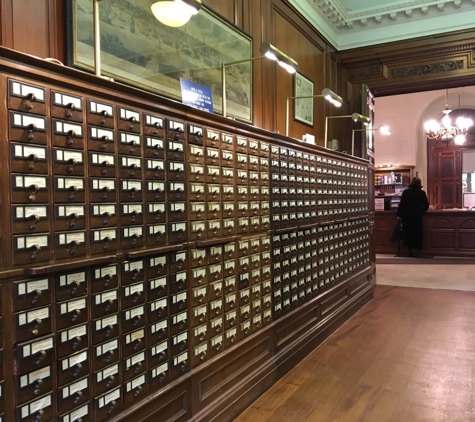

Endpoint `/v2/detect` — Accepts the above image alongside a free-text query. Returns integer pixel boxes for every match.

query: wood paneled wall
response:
[0,0,351,149]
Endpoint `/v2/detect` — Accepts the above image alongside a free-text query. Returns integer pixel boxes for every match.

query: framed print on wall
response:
[68,0,253,122]
[294,72,314,126]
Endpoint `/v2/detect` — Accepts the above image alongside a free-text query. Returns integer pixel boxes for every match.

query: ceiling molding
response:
[288,0,475,50]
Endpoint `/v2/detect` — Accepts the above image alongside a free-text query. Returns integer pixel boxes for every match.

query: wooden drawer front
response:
[224,276,237,295]
[53,176,86,203]
[146,202,166,225]
[51,90,83,122]
[16,393,54,422]
[56,270,88,302]
[88,152,115,178]
[145,181,165,202]
[57,323,88,359]
[55,231,87,260]
[169,202,186,223]
[118,107,141,133]
[224,310,237,331]
[166,120,185,141]
[91,264,118,293]
[58,377,90,415]
[16,365,53,405]
[14,306,52,343]
[224,327,237,349]
[92,314,119,346]
[12,204,50,235]
[16,335,55,376]
[52,119,84,149]
[54,204,86,232]
[93,387,122,422]
[89,178,116,203]
[10,143,48,174]
[53,148,84,176]
[149,319,169,346]
[8,79,47,114]
[11,173,49,203]
[89,203,117,229]
[121,282,145,310]
[118,132,141,156]
[13,277,52,312]
[56,297,88,331]
[87,126,115,153]
[93,339,119,372]
[209,315,223,337]
[93,363,120,397]
[144,114,165,137]
[169,271,187,295]
[122,328,146,359]
[123,373,148,405]
[9,111,47,145]
[145,158,165,180]
[59,403,91,422]
[122,305,145,333]
[147,254,168,278]
[87,99,114,127]
[92,290,118,319]
[148,298,168,324]
[170,351,189,380]
[169,250,187,274]
[191,304,207,328]
[192,341,208,367]
[120,179,143,203]
[57,349,89,387]
[90,228,118,254]
[209,333,223,358]
[144,136,165,159]
[122,259,145,286]
[170,311,188,337]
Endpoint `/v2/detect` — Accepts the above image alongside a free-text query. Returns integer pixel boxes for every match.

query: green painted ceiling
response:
[288,0,475,50]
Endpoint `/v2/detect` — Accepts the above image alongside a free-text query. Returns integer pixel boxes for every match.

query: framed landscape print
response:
[294,72,314,126]
[69,0,253,122]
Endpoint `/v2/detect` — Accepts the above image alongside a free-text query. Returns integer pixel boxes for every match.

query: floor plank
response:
[233,286,475,422]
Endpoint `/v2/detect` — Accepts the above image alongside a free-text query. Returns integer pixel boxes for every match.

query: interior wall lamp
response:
[285,88,342,137]
[221,42,298,119]
[151,0,202,27]
[351,125,391,156]
[324,113,371,150]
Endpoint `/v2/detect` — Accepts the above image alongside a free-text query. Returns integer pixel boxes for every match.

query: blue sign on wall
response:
[180,78,214,113]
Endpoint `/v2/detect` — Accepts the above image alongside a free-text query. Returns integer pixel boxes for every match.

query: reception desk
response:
[375,210,475,257]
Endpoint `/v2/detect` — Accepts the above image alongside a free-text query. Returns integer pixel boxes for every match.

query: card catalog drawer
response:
[14,306,51,343]
[209,298,223,319]
[224,310,237,331]
[56,351,86,388]
[169,221,187,243]
[88,152,115,178]
[93,339,119,372]
[146,224,167,246]
[15,335,55,376]
[121,282,145,310]
[55,231,87,259]
[93,363,120,398]
[93,387,121,422]
[169,271,187,294]
[188,123,203,145]
[123,373,148,405]
[58,377,89,416]
[91,264,118,293]
[224,327,237,349]
[56,270,88,302]
[170,311,187,337]
[118,131,141,156]
[239,320,251,340]
[149,361,170,391]
[120,226,144,250]
[188,144,204,164]
[224,275,237,295]
[10,143,48,174]
[122,305,145,333]
[87,126,114,153]
[144,135,165,160]
[209,333,223,358]
[191,341,208,367]
[54,204,86,232]
[12,204,50,234]
[16,365,53,405]
[120,203,143,226]
[171,331,188,357]
[122,328,146,359]
[91,290,118,319]
[147,276,168,301]
[53,176,86,203]
[119,179,143,203]
[52,148,84,176]
[16,393,53,422]
[92,314,119,346]
[11,174,49,203]
[209,315,223,337]
[170,351,189,381]
[56,297,88,331]
[148,298,168,323]
[190,248,206,268]
[191,285,208,308]
[147,254,168,278]
[118,107,141,133]
[236,136,247,153]
[119,155,143,179]
[190,266,207,288]
[90,228,118,254]
[89,178,116,203]
[57,323,88,358]
[148,320,171,344]
[8,79,47,114]
[59,404,91,422]
[191,323,208,347]
[52,119,84,150]
[170,291,187,316]
[51,90,83,122]
[9,111,47,145]
[191,305,207,327]
[87,99,114,127]
[13,277,52,312]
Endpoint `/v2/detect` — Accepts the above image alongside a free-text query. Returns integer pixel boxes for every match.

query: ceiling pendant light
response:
[151,0,202,27]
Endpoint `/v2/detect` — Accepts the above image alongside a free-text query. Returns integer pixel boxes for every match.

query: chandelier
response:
[424,89,473,147]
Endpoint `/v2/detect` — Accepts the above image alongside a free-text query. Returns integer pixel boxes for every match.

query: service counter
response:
[375,210,475,257]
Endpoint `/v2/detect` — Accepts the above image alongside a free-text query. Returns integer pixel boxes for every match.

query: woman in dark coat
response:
[396,177,430,257]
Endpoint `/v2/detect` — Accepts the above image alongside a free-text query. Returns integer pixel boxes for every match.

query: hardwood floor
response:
[233,285,475,422]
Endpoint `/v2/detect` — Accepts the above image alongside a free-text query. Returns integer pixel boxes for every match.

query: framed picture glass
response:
[68,0,253,122]
[293,72,314,126]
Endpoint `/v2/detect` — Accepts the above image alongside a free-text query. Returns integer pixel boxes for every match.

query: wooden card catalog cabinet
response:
[0,51,373,422]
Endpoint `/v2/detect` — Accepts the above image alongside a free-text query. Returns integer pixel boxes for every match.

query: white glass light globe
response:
[151,1,193,27]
